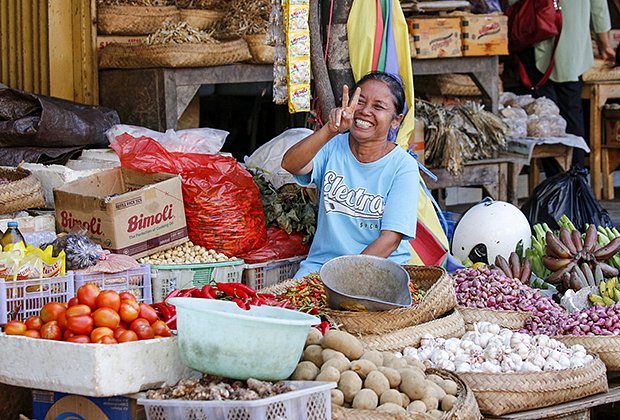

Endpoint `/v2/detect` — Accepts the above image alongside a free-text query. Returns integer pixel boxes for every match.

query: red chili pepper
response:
[159,303,171,321]
[163,289,180,303]
[165,314,177,329]
[168,304,176,316]
[200,285,216,299]
[217,283,249,300]
[233,298,250,310]
[316,321,330,335]
[180,287,199,298]
[190,288,203,298]
[217,282,257,298]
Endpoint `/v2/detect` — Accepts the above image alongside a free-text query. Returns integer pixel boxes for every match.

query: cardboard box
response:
[33,390,145,420]
[53,168,188,258]
[407,17,462,59]
[97,35,146,50]
[409,118,425,165]
[461,14,508,56]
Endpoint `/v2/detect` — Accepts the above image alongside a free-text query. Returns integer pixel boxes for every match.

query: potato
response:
[291,361,319,381]
[320,330,364,360]
[349,360,377,379]
[378,366,401,388]
[376,403,407,413]
[381,352,397,367]
[352,388,379,410]
[364,371,390,397]
[322,356,350,373]
[405,358,426,372]
[306,328,323,347]
[322,349,346,362]
[338,371,363,403]
[302,345,324,367]
[426,374,444,386]
[379,389,402,406]
[385,357,409,370]
[400,369,427,400]
[331,389,345,406]
[407,400,427,413]
[400,392,410,408]
[441,379,459,396]
[422,396,439,411]
[360,350,384,367]
[428,409,444,419]
[442,394,457,411]
[316,366,340,382]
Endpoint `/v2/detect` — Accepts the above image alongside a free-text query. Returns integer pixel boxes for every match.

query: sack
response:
[521,167,614,232]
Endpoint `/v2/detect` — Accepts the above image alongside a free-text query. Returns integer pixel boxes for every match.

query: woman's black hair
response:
[354,71,406,116]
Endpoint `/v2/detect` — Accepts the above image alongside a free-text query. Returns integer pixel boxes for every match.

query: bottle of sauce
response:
[1,221,26,248]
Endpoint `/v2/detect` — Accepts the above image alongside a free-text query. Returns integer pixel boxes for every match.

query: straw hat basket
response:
[97,5,180,35]
[434,73,504,96]
[0,166,45,214]
[554,335,620,372]
[457,306,532,331]
[244,34,275,64]
[458,356,608,416]
[179,8,224,30]
[583,59,620,82]
[98,39,252,69]
[332,368,481,420]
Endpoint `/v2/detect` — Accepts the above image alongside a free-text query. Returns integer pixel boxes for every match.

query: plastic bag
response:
[524,97,560,116]
[106,124,228,155]
[110,133,267,256]
[238,226,310,264]
[521,166,614,232]
[499,106,528,137]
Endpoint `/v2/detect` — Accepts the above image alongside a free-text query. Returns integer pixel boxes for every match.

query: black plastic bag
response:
[521,167,614,232]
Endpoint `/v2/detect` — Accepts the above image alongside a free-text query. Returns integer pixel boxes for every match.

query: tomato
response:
[23,329,41,338]
[40,302,66,324]
[66,304,92,318]
[118,301,139,323]
[119,292,136,302]
[151,320,172,338]
[96,290,121,312]
[92,308,120,329]
[139,303,159,324]
[91,327,114,343]
[40,321,62,340]
[66,314,94,335]
[67,297,79,307]
[4,320,27,335]
[66,335,91,344]
[134,324,154,340]
[77,283,100,310]
[63,329,75,340]
[113,327,127,340]
[129,318,150,333]
[25,316,43,331]
[99,335,118,344]
[56,311,68,332]
[117,329,138,343]
[119,320,129,330]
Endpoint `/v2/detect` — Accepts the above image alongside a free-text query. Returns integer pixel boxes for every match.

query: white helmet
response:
[451,199,532,264]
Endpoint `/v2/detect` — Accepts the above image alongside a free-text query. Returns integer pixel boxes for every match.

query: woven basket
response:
[583,59,620,82]
[244,34,275,64]
[97,5,180,35]
[458,356,608,416]
[0,167,45,214]
[99,39,252,69]
[359,310,466,352]
[179,8,224,30]
[554,335,620,372]
[457,306,531,331]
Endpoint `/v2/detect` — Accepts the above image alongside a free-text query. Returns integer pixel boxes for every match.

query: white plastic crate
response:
[74,265,152,304]
[242,255,306,291]
[150,260,245,302]
[0,273,75,324]
[138,381,335,420]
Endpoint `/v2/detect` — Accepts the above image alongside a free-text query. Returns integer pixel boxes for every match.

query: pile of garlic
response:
[402,322,593,374]
[138,241,238,265]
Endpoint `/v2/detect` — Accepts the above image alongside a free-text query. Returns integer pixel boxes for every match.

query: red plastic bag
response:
[239,226,310,264]
[110,133,267,256]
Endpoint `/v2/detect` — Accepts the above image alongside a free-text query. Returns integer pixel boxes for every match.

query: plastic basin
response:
[168,298,320,381]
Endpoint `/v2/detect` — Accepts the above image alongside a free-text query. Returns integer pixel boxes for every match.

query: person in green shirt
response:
[509,0,615,175]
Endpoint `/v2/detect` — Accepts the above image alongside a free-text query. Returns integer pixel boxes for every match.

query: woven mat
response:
[583,59,620,82]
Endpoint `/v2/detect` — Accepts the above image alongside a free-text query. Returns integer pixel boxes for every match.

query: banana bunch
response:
[494,251,532,284]
[557,214,577,233]
[525,223,551,279]
[589,274,620,306]
[596,225,620,270]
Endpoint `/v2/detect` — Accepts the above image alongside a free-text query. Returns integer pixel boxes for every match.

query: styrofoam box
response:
[0,334,193,397]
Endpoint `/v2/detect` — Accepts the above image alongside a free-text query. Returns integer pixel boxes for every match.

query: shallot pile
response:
[562,303,620,336]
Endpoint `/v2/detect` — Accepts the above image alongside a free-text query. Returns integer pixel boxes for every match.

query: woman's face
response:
[349,79,403,143]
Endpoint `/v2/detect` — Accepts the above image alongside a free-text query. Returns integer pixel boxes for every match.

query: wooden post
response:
[321,0,354,101]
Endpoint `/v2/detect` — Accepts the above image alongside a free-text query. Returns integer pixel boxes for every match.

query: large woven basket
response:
[244,34,275,64]
[554,335,620,372]
[458,356,608,416]
[457,306,531,331]
[97,5,180,35]
[179,8,224,30]
[0,167,45,214]
[99,39,252,69]
[359,310,466,352]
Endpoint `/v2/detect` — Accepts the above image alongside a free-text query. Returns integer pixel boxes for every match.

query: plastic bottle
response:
[1,221,26,248]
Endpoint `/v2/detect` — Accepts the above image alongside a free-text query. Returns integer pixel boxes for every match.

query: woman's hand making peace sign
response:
[327,85,362,134]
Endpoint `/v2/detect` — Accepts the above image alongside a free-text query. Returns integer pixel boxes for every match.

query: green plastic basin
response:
[168,297,320,381]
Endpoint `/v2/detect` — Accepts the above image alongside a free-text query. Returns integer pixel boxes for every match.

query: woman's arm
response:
[281,124,337,175]
[361,230,403,257]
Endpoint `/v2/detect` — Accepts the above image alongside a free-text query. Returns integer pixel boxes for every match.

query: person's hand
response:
[327,85,361,134]
[601,45,616,63]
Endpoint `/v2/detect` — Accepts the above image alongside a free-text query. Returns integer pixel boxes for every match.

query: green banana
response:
[603,296,615,306]
[600,278,607,294]
[590,294,604,304]
[614,288,620,302]
[613,227,620,237]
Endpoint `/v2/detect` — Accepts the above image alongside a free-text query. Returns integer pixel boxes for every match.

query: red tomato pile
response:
[3,283,171,344]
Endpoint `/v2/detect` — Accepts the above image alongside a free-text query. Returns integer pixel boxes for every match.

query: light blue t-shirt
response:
[293,133,420,278]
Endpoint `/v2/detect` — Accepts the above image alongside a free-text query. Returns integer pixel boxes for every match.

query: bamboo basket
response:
[554,335,620,372]
[458,356,608,416]
[359,310,466,352]
[244,34,275,64]
[179,8,224,30]
[457,306,531,331]
[0,167,45,214]
[99,39,252,69]
[97,5,180,35]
